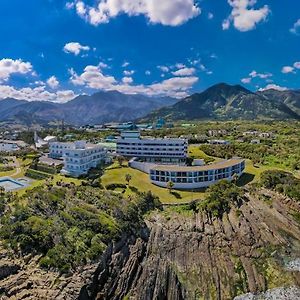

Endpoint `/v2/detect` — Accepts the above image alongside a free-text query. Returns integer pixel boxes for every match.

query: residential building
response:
[116,131,188,164]
[0,140,27,152]
[208,139,230,145]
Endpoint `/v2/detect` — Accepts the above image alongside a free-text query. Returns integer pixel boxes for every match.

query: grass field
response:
[101,162,207,204]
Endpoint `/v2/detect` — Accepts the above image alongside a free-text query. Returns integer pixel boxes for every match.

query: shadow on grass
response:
[237,173,255,187]
[170,191,182,199]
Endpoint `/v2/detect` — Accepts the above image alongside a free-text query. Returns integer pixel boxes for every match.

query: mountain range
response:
[0,83,300,126]
[140,83,300,122]
[0,91,177,126]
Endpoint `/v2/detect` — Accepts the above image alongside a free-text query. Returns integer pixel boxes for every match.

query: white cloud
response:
[175,63,186,69]
[66,2,75,9]
[222,19,230,30]
[145,70,151,75]
[122,76,133,84]
[290,19,300,35]
[294,62,300,69]
[98,62,108,69]
[208,12,214,20]
[241,70,272,84]
[172,67,196,76]
[241,77,251,84]
[224,0,270,32]
[46,76,59,89]
[249,70,272,79]
[0,58,33,82]
[157,65,169,73]
[281,66,295,74]
[63,42,90,55]
[123,70,135,76]
[122,61,130,67]
[0,84,76,103]
[258,84,288,92]
[72,0,200,26]
[70,64,198,98]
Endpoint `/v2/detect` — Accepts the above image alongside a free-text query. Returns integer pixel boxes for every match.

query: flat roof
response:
[151,158,245,172]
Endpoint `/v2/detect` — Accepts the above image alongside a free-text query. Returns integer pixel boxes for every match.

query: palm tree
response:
[0,186,5,196]
[232,173,239,185]
[125,173,132,186]
[166,181,174,193]
[117,155,125,167]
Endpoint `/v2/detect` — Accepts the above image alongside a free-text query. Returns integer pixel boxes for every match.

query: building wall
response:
[116,137,188,161]
[149,160,245,190]
[0,143,19,152]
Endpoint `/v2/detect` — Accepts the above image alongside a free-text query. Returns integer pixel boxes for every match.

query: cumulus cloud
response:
[258,84,288,92]
[122,76,133,84]
[294,62,300,69]
[123,70,135,76]
[63,42,90,55]
[46,75,59,89]
[70,64,198,98]
[208,12,214,20]
[172,67,196,76]
[242,70,272,84]
[281,66,295,74]
[290,19,300,35]
[249,70,272,79]
[223,0,270,32]
[0,84,76,103]
[0,58,33,82]
[70,0,200,26]
[157,65,169,73]
[241,77,251,84]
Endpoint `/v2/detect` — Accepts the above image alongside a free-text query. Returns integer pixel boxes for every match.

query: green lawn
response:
[101,162,207,204]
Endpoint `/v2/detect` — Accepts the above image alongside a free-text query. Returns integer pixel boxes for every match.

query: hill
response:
[141,83,300,122]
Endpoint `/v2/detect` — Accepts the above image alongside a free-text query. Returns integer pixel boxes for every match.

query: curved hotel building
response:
[117,131,245,190]
[149,158,245,189]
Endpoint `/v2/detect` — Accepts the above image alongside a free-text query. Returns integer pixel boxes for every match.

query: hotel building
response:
[149,158,245,189]
[49,141,108,177]
[116,131,188,164]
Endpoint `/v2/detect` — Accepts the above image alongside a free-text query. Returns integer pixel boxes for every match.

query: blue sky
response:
[0,0,299,102]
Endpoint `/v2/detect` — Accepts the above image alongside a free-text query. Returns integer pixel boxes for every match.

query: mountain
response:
[141,83,300,122]
[0,91,177,126]
[61,91,177,125]
[258,89,300,117]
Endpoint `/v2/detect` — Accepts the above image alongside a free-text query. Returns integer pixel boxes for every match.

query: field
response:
[101,162,207,204]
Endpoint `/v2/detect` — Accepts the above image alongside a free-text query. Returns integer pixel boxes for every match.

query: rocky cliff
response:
[80,189,300,300]
[0,189,300,299]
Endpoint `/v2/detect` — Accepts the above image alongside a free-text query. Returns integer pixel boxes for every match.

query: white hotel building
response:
[149,158,245,190]
[49,141,107,177]
[116,131,188,164]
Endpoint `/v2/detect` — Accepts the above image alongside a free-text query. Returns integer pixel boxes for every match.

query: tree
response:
[232,173,239,185]
[166,181,174,193]
[0,186,5,196]
[125,173,132,186]
[117,155,125,167]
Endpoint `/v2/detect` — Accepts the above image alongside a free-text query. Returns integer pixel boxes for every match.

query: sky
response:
[0,0,300,102]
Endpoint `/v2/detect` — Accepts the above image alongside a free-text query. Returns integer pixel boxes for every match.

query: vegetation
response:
[0,184,161,273]
[260,170,300,201]
[198,181,244,218]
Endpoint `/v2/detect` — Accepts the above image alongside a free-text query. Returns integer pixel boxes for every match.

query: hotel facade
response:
[149,158,245,189]
[49,141,108,177]
[116,131,188,164]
